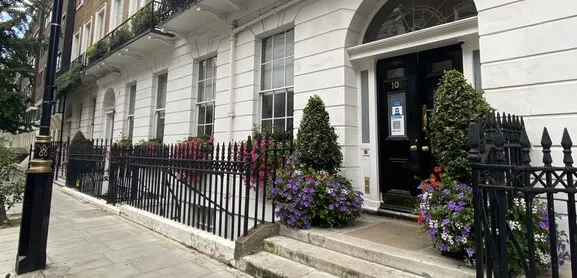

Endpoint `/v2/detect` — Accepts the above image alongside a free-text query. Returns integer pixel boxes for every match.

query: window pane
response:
[262,36,273,63]
[128,117,134,140]
[262,93,273,119]
[198,80,205,101]
[197,126,204,137]
[286,29,294,56]
[261,63,272,91]
[287,118,294,132]
[205,124,213,136]
[272,60,285,89]
[274,119,285,131]
[199,60,206,80]
[285,58,294,86]
[273,33,286,61]
[205,103,214,124]
[156,117,165,140]
[287,89,294,117]
[157,74,167,108]
[206,58,215,79]
[274,91,286,118]
[198,104,206,124]
[205,79,214,101]
[261,120,272,134]
[128,85,136,115]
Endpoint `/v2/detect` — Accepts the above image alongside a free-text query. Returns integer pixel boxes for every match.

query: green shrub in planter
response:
[132,6,156,35]
[87,40,109,63]
[109,27,132,51]
[296,95,342,174]
[429,70,490,182]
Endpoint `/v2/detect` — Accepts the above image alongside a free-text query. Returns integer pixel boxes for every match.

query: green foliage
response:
[429,70,491,182]
[71,130,87,145]
[252,124,292,142]
[131,6,157,35]
[296,95,342,174]
[86,40,109,62]
[55,65,83,99]
[0,145,25,223]
[0,0,48,133]
[109,27,132,51]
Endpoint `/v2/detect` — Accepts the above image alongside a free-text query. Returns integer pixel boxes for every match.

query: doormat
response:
[345,221,432,251]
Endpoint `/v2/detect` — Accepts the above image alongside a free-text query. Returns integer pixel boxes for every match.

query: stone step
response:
[237,251,338,278]
[279,226,475,278]
[265,236,423,278]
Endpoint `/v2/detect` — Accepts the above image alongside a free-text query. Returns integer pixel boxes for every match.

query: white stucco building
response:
[61,0,577,212]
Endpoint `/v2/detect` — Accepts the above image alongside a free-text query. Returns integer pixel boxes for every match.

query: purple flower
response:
[457,193,464,199]
[466,248,475,258]
[440,244,449,252]
[539,220,548,230]
[455,236,461,243]
[328,204,334,210]
[443,189,451,195]
[442,218,450,226]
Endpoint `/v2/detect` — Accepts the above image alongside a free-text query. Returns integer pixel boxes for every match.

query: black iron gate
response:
[66,139,110,198]
[469,112,576,277]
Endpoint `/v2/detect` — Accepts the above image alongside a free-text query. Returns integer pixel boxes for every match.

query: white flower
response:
[342,189,349,195]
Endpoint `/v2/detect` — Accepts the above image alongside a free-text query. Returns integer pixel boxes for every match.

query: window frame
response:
[94,4,107,42]
[76,0,84,10]
[81,17,93,54]
[154,73,168,141]
[259,29,295,133]
[109,0,124,31]
[196,56,217,137]
[72,29,81,59]
[126,83,137,140]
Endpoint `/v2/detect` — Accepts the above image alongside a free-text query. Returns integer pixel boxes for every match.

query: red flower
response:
[434,166,442,173]
[431,180,440,188]
[422,182,429,190]
[430,174,436,181]
[305,175,313,183]
[417,213,424,225]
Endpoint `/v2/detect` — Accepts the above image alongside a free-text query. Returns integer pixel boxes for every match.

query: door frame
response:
[350,22,480,211]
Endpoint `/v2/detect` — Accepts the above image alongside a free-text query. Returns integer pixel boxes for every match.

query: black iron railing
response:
[57,53,87,76]
[63,136,293,240]
[469,112,576,277]
[66,139,111,197]
[85,1,174,68]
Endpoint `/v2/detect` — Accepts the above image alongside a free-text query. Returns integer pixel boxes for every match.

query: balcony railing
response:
[57,53,87,76]
[84,1,175,68]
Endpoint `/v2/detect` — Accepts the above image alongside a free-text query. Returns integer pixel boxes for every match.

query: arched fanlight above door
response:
[363,0,477,43]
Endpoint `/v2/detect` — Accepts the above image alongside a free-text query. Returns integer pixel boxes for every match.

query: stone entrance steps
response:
[237,225,476,278]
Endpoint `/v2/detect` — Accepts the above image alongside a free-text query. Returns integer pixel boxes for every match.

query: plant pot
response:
[441,249,468,261]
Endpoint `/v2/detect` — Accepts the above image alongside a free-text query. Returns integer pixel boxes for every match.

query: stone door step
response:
[279,226,475,278]
[237,251,337,278]
[265,236,421,278]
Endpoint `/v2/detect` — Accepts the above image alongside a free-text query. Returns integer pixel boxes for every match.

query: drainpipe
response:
[227,23,237,142]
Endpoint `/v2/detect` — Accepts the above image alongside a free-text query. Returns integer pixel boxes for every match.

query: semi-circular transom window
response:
[363,0,477,43]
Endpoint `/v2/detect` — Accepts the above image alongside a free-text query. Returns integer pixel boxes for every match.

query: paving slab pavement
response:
[0,189,253,278]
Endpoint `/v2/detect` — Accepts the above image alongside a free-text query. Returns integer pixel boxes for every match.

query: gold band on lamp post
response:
[27,160,53,173]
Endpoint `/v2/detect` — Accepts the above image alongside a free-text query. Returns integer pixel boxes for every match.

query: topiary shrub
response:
[296,95,342,174]
[429,70,491,182]
[70,130,87,145]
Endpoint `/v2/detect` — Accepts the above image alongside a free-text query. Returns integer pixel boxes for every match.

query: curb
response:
[54,181,235,264]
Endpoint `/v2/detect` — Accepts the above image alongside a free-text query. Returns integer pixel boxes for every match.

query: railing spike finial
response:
[541,127,553,166]
[520,126,531,165]
[468,121,481,163]
[494,124,506,164]
[562,128,573,167]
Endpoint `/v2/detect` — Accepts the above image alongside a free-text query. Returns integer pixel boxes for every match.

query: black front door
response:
[377,44,463,208]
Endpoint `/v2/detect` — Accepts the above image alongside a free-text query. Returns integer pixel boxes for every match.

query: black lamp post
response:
[15,0,64,274]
